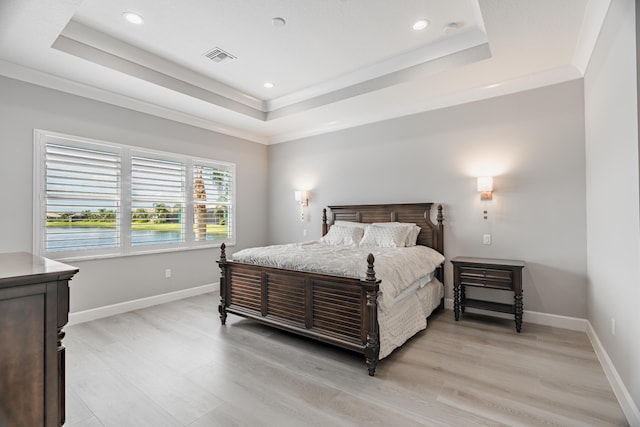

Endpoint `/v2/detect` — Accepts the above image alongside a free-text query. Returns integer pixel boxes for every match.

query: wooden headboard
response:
[321,203,444,256]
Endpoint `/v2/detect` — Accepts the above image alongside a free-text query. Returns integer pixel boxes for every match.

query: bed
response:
[217,203,445,375]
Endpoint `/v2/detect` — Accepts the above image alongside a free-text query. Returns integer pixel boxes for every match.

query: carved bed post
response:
[436,204,444,255]
[218,243,228,325]
[364,253,381,376]
[435,204,445,304]
[321,208,328,236]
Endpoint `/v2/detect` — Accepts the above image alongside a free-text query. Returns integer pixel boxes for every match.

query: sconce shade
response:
[477,176,493,201]
[294,190,309,206]
[477,176,493,192]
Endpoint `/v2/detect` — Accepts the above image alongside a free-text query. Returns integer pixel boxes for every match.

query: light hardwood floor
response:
[65,292,628,427]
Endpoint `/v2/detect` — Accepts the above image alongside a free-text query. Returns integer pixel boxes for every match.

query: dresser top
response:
[0,252,79,285]
[450,256,525,268]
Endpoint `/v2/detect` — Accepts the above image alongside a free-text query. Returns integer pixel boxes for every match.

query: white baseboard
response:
[68,283,218,325]
[518,309,588,331]
[587,322,640,427]
[443,298,588,331]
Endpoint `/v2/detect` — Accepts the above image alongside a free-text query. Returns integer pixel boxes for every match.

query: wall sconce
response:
[294,190,309,207]
[477,176,493,201]
[294,190,309,221]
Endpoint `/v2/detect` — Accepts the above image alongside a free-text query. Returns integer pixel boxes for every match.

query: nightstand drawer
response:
[459,276,512,290]
[459,267,512,289]
[459,267,512,280]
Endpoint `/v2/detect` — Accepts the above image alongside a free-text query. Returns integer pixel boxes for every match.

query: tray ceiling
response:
[0,0,610,144]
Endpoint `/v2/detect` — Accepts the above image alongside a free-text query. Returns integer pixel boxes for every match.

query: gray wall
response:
[268,80,587,318]
[584,0,640,409]
[0,76,268,312]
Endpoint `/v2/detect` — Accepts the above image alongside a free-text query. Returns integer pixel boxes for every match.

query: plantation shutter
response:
[193,163,233,242]
[36,130,236,259]
[131,155,186,246]
[44,142,121,253]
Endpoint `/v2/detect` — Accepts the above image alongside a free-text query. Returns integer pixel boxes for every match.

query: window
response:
[130,154,186,247]
[193,163,234,242]
[41,141,121,253]
[34,130,236,260]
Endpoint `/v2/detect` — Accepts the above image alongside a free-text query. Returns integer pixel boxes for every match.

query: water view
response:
[46,227,183,251]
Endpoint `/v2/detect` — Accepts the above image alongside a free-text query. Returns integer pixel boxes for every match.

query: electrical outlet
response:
[483,234,492,245]
[165,269,171,278]
[611,317,616,336]
[303,229,307,237]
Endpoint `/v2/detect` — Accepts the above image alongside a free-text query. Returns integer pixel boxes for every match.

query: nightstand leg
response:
[515,292,523,332]
[460,285,466,313]
[454,284,460,321]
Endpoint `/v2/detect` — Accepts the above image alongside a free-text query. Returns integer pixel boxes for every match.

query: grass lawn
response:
[47,221,118,228]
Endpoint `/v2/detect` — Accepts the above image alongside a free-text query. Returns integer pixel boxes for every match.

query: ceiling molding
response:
[60,20,265,111]
[55,20,491,122]
[266,27,489,111]
[53,34,266,121]
[266,65,584,145]
[0,59,268,144]
[267,42,491,121]
[572,0,613,74]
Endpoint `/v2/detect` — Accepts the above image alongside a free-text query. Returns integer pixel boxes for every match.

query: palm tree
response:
[194,168,207,240]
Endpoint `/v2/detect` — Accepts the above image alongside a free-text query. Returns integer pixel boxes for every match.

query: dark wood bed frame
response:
[218,203,444,375]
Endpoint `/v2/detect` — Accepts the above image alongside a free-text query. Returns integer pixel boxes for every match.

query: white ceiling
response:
[0,0,611,144]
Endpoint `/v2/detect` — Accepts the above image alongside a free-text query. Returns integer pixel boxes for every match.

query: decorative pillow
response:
[320,225,364,246]
[371,222,420,247]
[359,224,411,248]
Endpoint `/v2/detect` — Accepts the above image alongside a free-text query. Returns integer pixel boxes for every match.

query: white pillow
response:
[334,220,369,230]
[359,224,411,248]
[371,222,421,247]
[321,225,364,246]
[407,225,421,246]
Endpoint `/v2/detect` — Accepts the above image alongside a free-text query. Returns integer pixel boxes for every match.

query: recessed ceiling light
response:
[263,82,274,89]
[123,12,144,25]
[413,19,429,31]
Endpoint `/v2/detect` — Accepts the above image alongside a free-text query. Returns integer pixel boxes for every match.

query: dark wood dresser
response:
[0,252,78,427]
[451,256,525,332]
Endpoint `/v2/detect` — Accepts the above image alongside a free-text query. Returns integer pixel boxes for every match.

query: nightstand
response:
[451,256,525,332]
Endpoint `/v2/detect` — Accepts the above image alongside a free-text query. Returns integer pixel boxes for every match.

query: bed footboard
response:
[217,243,381,375]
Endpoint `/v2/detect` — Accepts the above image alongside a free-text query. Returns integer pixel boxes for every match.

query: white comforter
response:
[231,241,444,312]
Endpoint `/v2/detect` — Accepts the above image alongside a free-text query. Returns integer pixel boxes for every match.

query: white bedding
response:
[379,277,443,358]
[232,241,444,313]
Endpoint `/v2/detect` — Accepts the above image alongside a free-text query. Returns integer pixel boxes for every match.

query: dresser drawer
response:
[459,267,513,289]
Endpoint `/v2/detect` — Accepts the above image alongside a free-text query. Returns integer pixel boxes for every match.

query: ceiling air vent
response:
[203,47,237,63]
